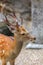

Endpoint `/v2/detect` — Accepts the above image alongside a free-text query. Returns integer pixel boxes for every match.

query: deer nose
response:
[32,37,36,43]
[34,37,36,40]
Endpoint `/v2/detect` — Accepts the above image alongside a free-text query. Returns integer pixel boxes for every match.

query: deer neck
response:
[14,35,23,56]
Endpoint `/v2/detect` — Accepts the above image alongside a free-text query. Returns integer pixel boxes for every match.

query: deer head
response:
[14,24,36,43]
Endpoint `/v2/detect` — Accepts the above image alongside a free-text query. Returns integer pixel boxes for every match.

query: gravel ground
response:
[15,47,43,65]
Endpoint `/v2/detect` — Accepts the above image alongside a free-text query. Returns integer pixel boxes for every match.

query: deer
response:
[0,20,36,65]
[0,3,36,65]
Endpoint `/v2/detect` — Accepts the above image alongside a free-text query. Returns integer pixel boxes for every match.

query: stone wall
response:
[32,0,43,43]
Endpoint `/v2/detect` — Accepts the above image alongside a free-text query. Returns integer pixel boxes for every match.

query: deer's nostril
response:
[22,33,25,35]
[34,37,36,40]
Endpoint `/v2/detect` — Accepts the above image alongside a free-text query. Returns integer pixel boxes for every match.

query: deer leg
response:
[2,60,6,65]
[10,60,15,65]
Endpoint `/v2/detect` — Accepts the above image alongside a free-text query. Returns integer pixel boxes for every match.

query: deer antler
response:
[4,14,20,32]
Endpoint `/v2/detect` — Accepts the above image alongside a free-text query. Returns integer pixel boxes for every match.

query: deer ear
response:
[19,26,28,34]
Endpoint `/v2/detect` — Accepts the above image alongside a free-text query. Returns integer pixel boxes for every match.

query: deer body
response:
[0,25,36,65]
[0,33,23,65]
